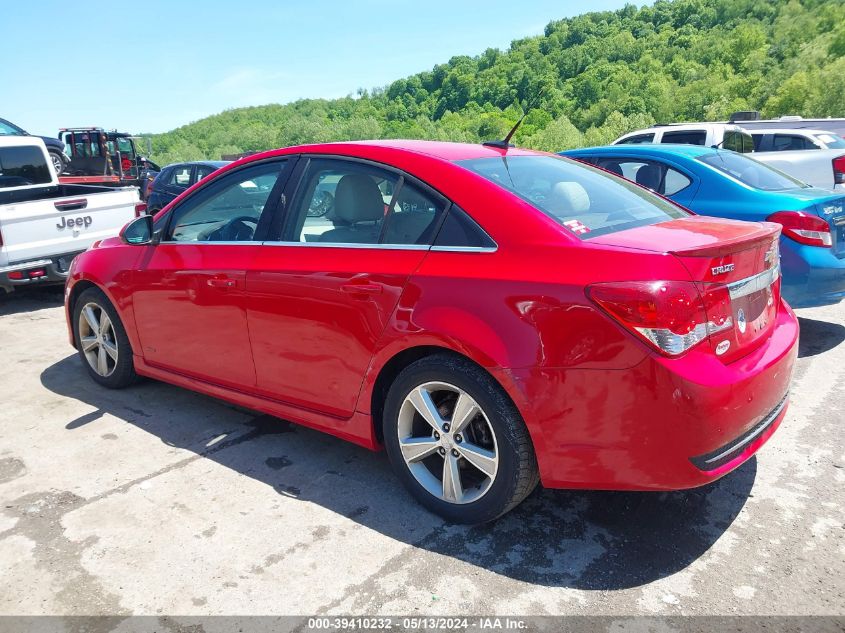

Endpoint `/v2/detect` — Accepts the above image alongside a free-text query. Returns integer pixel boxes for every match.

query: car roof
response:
[167,160,230,168]
[247,139,543,163]
[564,144,716,158]
[746,128,839,136]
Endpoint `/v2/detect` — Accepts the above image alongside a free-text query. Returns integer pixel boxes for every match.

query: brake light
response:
[587,280,733,357]
[134,202,147,217]
[834,155,845,185]
[766,211,832,247]
[8,271,23,280]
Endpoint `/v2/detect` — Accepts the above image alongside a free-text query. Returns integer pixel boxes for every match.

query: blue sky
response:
[2,0,638,136]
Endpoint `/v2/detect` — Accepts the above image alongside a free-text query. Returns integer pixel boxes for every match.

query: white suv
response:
[613,123,754,153]
[749,128,845,152]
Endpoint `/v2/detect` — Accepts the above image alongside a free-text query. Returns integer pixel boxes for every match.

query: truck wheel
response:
[49,150,66,176]
[72,287,137,388]
[382,354,539,524]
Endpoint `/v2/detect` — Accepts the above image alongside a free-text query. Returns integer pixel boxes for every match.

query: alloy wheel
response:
[397,381,499,504]
[78,302,119,377]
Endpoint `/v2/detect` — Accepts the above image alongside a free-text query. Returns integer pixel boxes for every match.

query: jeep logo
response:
[711,263,735,276]
[57,216,92,230]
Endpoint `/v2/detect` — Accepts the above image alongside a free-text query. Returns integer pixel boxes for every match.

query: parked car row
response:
[5,111,843,524]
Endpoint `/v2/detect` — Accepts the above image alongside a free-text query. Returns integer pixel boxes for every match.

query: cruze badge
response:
[737,308,747,334]
[711,263,735,276]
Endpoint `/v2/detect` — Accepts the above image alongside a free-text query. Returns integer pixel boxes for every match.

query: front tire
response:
[383,354,539,523]
[72,287,137,388]
[49,150,66,176]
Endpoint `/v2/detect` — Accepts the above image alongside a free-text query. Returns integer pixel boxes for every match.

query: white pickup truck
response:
[0,136,142,293]
[752,148,845,192]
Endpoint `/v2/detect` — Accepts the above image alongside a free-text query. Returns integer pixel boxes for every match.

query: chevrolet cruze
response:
[65,141,798,523]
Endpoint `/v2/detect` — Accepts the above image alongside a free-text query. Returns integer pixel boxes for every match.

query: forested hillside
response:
[147,0,845,164]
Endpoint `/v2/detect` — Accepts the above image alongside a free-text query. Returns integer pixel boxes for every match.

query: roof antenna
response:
[483,88,547,150]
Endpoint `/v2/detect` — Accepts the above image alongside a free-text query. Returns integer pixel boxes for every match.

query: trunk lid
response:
[811,194,845,258]
[589,216,782,362]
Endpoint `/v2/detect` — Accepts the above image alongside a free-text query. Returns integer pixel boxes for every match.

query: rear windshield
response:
[0,146,52,188]
[457,155,689,239]
[696,151,809,191]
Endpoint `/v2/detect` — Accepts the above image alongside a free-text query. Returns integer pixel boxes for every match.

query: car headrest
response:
[604,162,624,176]
[635,164,662,191]
[548,181,591,214]
[334,174,384,224]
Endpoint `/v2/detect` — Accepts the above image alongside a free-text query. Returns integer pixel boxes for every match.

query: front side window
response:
[618,133,655,145]
[661,130,707,146]
[166,161,285,242]
[285,159,445,246]
[458,155,689,239]
[0,146,52,186]
[697,151,808,191]
[597,159,692,196]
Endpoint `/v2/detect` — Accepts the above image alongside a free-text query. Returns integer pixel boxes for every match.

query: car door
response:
[245,156,448,419]
[131,158,293,389]
[163,164,194,202]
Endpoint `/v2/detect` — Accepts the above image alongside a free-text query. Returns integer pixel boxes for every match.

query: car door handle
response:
[341,282,383,296]
[207,277,236,288]
[55,199,88,211]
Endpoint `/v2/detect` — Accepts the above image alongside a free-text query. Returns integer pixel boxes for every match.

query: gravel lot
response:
[1,286,843,618]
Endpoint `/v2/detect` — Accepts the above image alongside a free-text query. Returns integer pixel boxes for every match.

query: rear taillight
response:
[134,202,147,217]
[833,155,845,185]
[766,211,832,247]
[587,280,733,357]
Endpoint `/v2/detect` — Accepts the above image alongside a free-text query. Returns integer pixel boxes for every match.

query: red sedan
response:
[64,141,798,523]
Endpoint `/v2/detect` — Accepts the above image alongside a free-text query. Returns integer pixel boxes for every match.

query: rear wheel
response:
[383,354,539,523]
[72,287,137,388]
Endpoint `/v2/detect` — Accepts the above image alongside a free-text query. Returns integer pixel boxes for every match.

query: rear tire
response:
[383,354,539,523]
[72,287,137,389]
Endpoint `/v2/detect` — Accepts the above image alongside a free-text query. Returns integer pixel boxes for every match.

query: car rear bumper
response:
[0,253,79,293]
[504,301,799,490]
[780,237,845,308]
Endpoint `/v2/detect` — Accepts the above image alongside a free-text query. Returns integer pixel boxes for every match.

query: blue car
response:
[146,161,229,214]
[561,145,845,308]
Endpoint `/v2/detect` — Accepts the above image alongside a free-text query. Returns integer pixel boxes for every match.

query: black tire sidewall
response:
[48,150,66,174]
[383,355,533,524]
[72,287,136,388]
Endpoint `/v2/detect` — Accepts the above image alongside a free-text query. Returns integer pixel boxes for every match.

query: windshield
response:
[0,120,25,136]
[457,155,689,239]
[696,151,809,191]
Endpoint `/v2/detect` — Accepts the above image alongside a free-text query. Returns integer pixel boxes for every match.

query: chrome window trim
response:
[0,259,53,273]
[727,265,779,301]
[430,245,498,253]
[159,241,263,246]
[262,241,430,251]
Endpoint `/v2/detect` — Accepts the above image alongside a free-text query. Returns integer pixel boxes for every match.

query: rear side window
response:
[661,130,706,145]
[772,134,818,151]
[457,155,689,239]
[618,133,655,145]
[0,146,52,186]
[169,166,192,186]
[597,159,692,196]
[433,206,496,249]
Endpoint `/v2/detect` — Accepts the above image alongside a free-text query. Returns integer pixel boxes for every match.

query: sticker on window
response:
[563,219,591,235]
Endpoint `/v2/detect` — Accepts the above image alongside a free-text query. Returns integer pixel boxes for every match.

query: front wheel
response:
[383,354,539,523]
[72,287,137,388]
[49,150,66,176]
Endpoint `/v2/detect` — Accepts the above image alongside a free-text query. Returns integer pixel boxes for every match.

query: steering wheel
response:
[308,190,334,217]
[214,215,258,241]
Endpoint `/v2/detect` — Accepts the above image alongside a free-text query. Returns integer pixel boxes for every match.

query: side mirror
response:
[120,215,155,245]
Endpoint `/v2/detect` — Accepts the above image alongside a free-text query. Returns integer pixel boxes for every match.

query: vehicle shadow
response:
[0,286,64,317]
[41,354,754,590]
[797,316,845,358]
